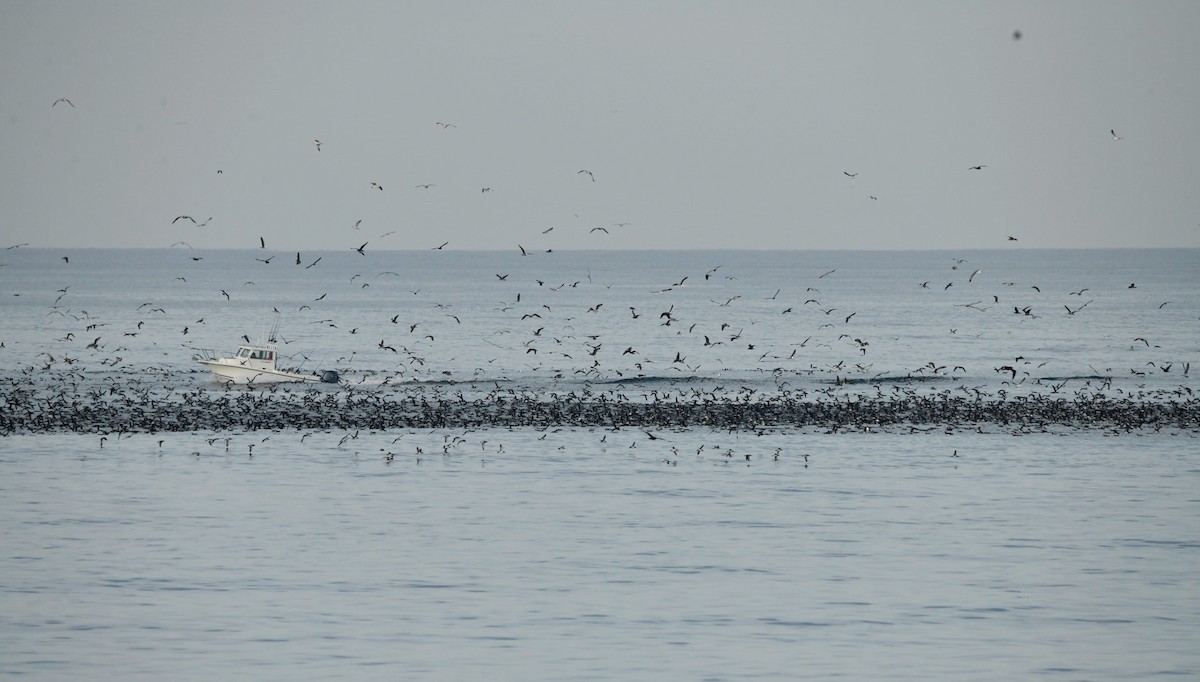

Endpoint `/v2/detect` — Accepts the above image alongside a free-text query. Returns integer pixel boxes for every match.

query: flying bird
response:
[577,170,595,182]
[1111,129,1122,140]
[370,182,383,190]
[355,242,368,255]
[433,241,449,250]
[172,215,196,224]
[843,171,857,178]
[968,165,986,170]
[52,98,75,108]
[313,139,322,151]
[259,237,265,249]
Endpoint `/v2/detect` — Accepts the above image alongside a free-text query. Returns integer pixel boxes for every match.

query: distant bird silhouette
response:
[1012,29,1022,40]
[433,241,449,250]
[1007,236,1018,241]
[1111,129,1122,140]
[436,121,456,128]
[355,242,367,255]
[843,171,857,178]
[577,170,595,181]
[370,182,383,190]
[313,139,322,151]
[173,215,196,224]
[259,237,265,249]
[590,227,609,234]
[52,98,75,108]
[968,165,986,170]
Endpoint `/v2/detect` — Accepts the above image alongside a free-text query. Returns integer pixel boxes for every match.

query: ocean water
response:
[2,248,1198,679]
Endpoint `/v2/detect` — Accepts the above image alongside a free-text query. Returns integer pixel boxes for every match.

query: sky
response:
[2,0,1198,252]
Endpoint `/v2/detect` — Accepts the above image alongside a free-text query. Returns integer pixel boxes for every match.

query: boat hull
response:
[197,359,325,385]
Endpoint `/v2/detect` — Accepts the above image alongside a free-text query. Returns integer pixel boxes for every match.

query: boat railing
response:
[193,348,220,362]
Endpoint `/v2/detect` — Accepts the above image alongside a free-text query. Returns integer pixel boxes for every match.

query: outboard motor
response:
[320,370,340,384]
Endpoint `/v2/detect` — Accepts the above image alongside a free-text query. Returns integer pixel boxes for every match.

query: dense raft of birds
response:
[3,371,1196,435]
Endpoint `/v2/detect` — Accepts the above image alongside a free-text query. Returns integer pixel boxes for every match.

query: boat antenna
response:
[268,317,280,344]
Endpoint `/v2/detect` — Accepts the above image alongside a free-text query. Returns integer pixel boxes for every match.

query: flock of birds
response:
[2,102,1195,462]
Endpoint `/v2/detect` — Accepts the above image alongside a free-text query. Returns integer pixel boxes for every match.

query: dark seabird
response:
[52,98,75,108]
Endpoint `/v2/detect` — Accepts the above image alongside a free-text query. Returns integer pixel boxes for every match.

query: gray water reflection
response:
[2,430,1197,680]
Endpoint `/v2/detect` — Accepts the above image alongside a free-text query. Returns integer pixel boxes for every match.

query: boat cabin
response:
[235,345,278,369]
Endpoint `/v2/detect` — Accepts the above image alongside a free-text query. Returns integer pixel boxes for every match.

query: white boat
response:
[194,342,339,385]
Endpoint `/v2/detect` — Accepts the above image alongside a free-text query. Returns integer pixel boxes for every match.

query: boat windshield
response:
[238,348,251,358]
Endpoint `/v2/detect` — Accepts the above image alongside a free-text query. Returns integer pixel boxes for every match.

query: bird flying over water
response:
[578,170,595,181]
[52,98,75,108]
[173,215,196,224]
[968,165,986,171]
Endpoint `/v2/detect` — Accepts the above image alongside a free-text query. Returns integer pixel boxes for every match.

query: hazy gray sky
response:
[3,1,1198,251]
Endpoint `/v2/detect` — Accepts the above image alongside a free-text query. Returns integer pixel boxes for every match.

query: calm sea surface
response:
[2,248,1198,679]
